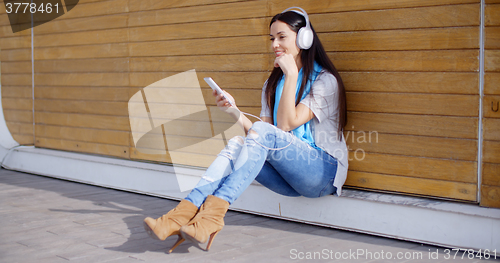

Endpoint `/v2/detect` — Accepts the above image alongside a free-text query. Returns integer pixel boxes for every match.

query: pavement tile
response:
[1,168,493,263]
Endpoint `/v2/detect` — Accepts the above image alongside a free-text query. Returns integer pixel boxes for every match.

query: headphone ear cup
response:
[297,27,313,50]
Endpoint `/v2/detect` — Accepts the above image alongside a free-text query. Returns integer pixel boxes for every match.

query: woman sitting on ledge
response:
[143,7,348,253]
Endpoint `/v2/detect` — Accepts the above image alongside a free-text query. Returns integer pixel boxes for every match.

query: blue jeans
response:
[185,121,338,207]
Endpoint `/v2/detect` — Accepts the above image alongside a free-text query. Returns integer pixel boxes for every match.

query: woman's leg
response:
[264,139,338,198]
[187,121,337,205]
[210,121,296,203]
[179,121,294,249]
[255,161,301,197]
[179,121,337,251]
[185,136,245,207]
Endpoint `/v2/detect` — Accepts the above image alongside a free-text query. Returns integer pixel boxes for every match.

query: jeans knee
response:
[248,121,272,138]
[229,136,244,145]
[219,136,244,159]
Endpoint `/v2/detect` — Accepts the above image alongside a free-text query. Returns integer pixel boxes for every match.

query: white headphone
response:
[281,7,313,50]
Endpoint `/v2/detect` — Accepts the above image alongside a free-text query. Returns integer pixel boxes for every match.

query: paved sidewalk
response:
[0,168,497,263]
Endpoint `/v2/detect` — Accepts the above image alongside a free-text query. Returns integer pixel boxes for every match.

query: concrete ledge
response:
[2,146,499,251]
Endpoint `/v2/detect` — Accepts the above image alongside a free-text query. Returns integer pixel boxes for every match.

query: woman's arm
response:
[214,90,253,135]
[275,54,315,131]
[261,117,273,125]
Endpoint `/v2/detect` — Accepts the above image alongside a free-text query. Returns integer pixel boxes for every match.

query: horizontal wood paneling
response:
[33,14,129,35]
[204,89,261,107]
[486,4,500,26]
[485,50,500,72]
[4,121,31,134]
[34,28,129,48]
[130,72,269,88]
[1,49,31,61]
[34,44,129,60]
[483,163,500,186]
[483,118,500,141]
[35,112,130,131]
[2,74,32,86]
[485,74,500,94]
[130,148,216,168]
[1,62,32,74]
[348,152,477,183]
[332,50,479,72]
[321,27,479,52]
[128,5,480,42]
[347,93,479,117]
[484,95,500,118]
[35,137,129,159]
[1,86,32,98]
[130,133,232,155]
[129,18,267,42]
[48,0,129,21]
[35,99,128,116]
[0,13,29,26]
[346,133,477,161]
[11,134,33,145]
[34,73,129,87]
[128,28,479,58]
[481,185,500,208]
[485,27,500,49]
[128,0,268,27]
[483,140,500,163]
[129,51,480,73]
[3,109,33,123]
[130,55,269,72]
[347,112,477,139]
[0,25,31,38]
[34,58,130,73]
[129,36,267,57]
[313,4,479,32]
[483,1,500,208]
[270,0,479,14]
[128,0,247,12]
[345,170,476,201]
[342,72,478,94]
[35,125,129,146]
[0,35,31,50]
[1,0,485,203]
[35,87,132,101]
[2,98,32,111]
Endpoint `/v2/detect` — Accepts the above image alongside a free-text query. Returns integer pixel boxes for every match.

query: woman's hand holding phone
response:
[213,89,236,112]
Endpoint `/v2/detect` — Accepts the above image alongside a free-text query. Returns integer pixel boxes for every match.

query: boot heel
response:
[205,231,220,251]
[168,235,185,254]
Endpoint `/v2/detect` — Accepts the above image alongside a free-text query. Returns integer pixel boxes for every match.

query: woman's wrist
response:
[285,71,298,79]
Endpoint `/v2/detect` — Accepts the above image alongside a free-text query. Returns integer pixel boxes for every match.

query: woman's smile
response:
[270,20,300,61]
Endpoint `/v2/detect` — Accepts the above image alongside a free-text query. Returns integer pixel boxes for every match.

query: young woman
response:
[143,7,348,253]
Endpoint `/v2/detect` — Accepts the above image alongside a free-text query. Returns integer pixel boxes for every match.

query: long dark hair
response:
[265,11,347,139]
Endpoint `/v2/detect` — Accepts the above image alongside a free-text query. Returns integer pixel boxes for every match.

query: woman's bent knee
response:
[248,121,273,138]
[219,136,244,159]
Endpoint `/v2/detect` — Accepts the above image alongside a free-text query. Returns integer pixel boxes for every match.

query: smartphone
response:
[204,77,232,106]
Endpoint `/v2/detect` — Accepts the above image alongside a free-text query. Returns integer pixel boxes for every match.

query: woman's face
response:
[270,20,301,62]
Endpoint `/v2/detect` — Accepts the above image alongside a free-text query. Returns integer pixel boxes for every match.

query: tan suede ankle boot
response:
[143,199,198,252]
[179,195,229,251]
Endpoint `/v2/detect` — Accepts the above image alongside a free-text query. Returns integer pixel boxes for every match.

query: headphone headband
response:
[281,7,310,31]
[281,7,313,49]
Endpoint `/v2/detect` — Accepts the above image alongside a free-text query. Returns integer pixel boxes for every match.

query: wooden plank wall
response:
[483,0,500,208]
[0,2,33,145]
[0,0,494,204]
[273,0,480,202]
